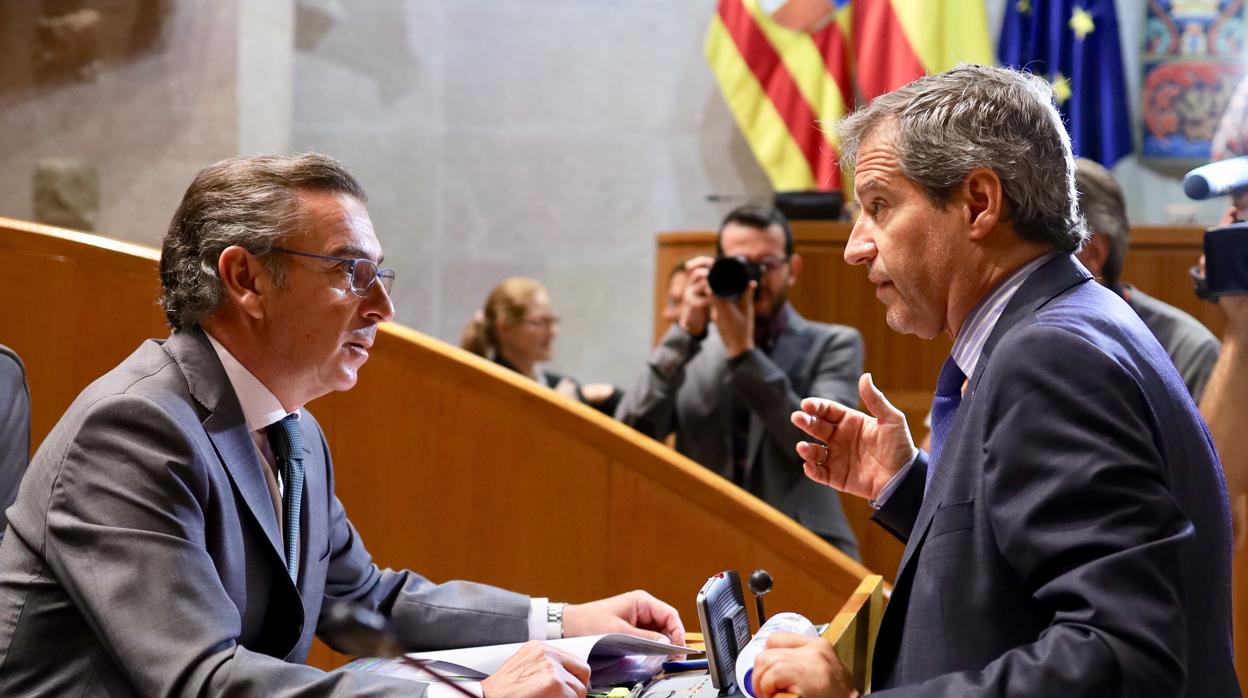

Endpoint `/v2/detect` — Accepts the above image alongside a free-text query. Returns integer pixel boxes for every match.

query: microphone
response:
[747,569,773,626]
[1183,155,1248,199]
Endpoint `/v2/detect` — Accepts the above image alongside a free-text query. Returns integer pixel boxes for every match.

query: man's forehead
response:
[853,131,905,195]
[721,221,785,249]
[296,190,383,261]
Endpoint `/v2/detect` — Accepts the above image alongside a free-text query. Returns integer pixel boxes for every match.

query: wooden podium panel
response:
[0,217,870,674]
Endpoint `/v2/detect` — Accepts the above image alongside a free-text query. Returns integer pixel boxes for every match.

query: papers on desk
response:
[350,634,698,689]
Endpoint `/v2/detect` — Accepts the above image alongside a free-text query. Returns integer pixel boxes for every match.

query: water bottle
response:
[734,612,818,696]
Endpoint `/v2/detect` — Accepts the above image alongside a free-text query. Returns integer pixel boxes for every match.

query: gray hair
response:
[838,64,1087,251]
[1073,157,1129,287]
[159,153,367,330]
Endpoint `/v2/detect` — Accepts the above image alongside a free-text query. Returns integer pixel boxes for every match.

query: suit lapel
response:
[164,329,287,567]
[890,255,1095,588]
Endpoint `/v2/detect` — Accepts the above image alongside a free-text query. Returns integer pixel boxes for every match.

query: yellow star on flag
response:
[1070,6,1095,39]
[1051,73,1071,104]
[1017,0,1032,15]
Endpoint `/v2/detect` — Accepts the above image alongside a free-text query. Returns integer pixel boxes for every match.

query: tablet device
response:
[695,570,751,692]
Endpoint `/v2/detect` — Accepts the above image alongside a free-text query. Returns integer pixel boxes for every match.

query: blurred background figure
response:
[1074,157,1221,402]
[0,344,30,543]
[660,261,690,331]
[462,277,623,415]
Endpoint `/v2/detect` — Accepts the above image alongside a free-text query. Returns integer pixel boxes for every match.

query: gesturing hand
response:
[791,373,916,502]
[480,641,589,698]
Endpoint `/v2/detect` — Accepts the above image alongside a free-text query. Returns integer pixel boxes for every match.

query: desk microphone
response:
[748,569,773,627]
[321,603,478,697]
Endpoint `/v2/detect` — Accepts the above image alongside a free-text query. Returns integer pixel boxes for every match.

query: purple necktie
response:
[927,357,965,493]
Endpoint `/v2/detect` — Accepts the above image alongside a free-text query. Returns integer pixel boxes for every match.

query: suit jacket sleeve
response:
[38,394,448,697]
[0,346,29,537]
[873,326,1192,697]
[728,325,863,450]
[614,323,702,437]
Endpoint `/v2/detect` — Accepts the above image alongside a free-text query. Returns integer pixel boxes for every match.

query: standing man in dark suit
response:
[0,154,683,697]
[617,204,863,557]
[749,66,1238,697]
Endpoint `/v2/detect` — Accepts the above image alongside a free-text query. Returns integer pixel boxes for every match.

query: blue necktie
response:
[266,415,304,581]
[927,357,966,493]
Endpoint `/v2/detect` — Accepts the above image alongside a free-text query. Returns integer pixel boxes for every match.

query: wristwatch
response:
[547,602,565,639]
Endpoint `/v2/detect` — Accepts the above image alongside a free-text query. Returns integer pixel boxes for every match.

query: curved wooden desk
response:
[0,217,872,672]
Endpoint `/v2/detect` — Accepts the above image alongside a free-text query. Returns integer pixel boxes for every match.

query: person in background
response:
[0,343,30,541]
[1195,81,1248,548]
[616,204,863,557]
[1073,158,1220,401]
[660,261,690,330]
[462,277,623,416]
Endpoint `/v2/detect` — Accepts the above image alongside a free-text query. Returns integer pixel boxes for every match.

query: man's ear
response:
[786,252,803,288]
[962,167,1005,241]
[217,245,269,320]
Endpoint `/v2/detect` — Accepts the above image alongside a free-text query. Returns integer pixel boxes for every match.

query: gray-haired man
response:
[750,66,1237,698]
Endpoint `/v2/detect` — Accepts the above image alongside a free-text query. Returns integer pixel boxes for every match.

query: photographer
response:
[616,204,863,557]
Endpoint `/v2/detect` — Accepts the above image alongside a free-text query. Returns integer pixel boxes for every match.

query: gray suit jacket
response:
[617,305,862,557]
[0,344,29,542]
[0,329,530,696]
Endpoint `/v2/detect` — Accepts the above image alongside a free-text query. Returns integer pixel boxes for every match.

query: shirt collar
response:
[205,332,298,432]
[950,252,1060,379]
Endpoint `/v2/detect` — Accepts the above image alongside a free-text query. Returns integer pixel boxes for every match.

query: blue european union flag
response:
[998,0,1133,166]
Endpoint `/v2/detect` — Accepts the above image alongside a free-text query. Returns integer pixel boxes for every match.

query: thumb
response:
[858,373,903,424]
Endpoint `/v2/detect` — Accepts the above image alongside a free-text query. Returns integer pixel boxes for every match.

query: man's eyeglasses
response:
[270,248,396,297]
[520,315,560,330]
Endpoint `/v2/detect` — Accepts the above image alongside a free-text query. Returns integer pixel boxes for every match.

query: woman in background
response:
[461,277,623,415]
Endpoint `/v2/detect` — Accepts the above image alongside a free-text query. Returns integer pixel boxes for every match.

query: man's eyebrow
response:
[330,244,382,263]
[856,178,888,194]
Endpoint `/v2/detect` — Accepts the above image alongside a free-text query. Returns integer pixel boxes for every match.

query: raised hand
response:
[791,373,916,502]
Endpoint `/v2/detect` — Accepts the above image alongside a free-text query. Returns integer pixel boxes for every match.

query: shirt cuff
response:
[428,682,483,698]
[870,448,921,509]
[528,597,547,641]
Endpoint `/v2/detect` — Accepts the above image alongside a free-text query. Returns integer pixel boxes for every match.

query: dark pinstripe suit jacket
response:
[870,255,1238,697]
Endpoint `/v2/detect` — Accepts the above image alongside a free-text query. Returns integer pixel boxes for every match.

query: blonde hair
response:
[460,277,547,357]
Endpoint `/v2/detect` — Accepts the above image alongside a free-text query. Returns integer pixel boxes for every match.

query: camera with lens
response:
[1194,222,1248,300]
[1182,157,1248,299]
[707,255,762,298]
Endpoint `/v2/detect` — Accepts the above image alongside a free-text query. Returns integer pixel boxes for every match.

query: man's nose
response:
[844,219,876,267]
[363,280,396,322]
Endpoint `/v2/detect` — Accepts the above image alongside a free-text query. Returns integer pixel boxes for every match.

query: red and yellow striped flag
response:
[854,0,993,101]
[705,0,853,191]
[705,0,992,192]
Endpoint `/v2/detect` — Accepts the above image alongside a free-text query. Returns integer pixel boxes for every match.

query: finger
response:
[738,281,757,312]
[793,398,852,441]
[763,631,819,649]
[859,373,904,424]
[634,593,686,647]
[548,647,592,687]
[684,256,714,272]
[795,440,827,465]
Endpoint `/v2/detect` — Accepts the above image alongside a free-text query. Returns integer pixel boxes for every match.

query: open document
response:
[344,634,698,689]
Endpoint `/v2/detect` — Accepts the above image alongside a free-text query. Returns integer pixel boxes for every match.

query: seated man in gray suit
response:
[0,344,29,542]
[617,204,863,557]
[1073,157,1221,401]
[0,154,683,697]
